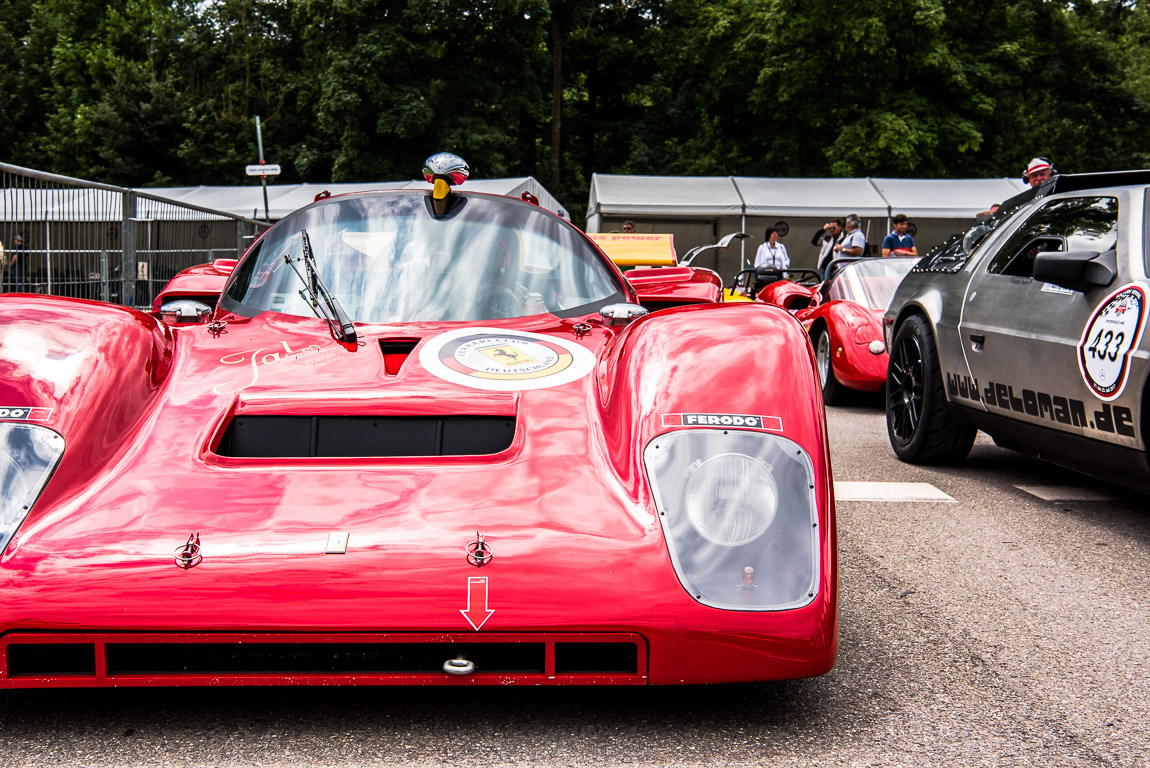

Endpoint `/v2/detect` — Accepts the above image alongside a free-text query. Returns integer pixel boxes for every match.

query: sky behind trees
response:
[2,0,1148,223]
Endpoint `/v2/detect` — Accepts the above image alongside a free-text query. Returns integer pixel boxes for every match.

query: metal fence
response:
[1,163,271,308]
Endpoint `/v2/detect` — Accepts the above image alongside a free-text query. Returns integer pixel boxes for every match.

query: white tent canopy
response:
[868,177,1024,218]
[586,175,743,222]
[2,177,567,223]
[160,176,568,222]
[587,174,1026,231]
[735,177,890,217]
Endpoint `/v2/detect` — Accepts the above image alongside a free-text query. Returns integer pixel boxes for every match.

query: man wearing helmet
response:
[1023,157,1056,187]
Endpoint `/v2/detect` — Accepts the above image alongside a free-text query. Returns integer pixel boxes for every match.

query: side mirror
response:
[158,299,213,325]
[1032,249,1117,293]
[962,224,992,256]
[599,302,649,328]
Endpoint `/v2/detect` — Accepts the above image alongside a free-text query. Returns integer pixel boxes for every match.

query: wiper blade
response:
[282,229,358,344]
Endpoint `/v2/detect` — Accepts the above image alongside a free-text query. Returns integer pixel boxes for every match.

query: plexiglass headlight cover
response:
[0,423,65,553]
[645,429,820,611]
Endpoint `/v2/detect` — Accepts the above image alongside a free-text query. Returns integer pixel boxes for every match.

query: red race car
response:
[0,154,836,688]
[757,257,919,403]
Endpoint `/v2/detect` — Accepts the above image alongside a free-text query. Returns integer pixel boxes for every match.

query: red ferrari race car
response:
[751,257,919,403]
[0,154,836,688]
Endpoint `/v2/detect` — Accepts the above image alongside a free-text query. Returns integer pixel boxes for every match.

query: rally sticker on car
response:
[1078,282,1148,401]
[661,413,783,432]
[420,328,595,391]
[0,406,53,422]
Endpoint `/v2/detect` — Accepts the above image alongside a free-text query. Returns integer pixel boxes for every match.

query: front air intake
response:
[106,642,545,675]
[0,633,648,687]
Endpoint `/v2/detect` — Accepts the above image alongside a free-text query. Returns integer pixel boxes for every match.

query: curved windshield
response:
[826,257,919,310]
[221,192,624,322]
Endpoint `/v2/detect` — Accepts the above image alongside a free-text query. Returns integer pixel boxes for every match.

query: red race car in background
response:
[753,257,919,403]
[0,154,836,688]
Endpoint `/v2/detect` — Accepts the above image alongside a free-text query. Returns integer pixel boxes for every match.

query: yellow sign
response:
[587,233,677,267]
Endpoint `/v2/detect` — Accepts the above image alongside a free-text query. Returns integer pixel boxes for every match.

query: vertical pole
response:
[236,220,246,259]
[122,191,136,306]
[100,250,110,303]
[740,213,747,269]
[256,116,270,222]
[45,222,52,295]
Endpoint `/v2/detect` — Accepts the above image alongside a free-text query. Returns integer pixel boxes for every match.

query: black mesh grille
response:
[216,415,515,457]
[107,642,545,675]
[8,643,97,677]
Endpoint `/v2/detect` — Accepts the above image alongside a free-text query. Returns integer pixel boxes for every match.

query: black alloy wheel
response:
[815,326,841,405]
[885,314,976,463]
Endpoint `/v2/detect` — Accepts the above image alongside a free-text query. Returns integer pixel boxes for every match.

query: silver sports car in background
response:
[884,170,1150,493]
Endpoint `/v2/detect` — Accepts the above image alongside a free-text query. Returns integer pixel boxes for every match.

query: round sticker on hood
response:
[419,327,596,391]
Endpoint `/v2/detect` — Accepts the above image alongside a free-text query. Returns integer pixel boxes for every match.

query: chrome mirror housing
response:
[423,153,470,186]
[158,299,213,325]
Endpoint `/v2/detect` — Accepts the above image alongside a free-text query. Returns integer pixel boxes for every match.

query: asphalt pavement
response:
[1,397,1147,767]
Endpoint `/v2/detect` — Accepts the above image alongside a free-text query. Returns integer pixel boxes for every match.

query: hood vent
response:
[216,415,514,458]
[379,338,420,376]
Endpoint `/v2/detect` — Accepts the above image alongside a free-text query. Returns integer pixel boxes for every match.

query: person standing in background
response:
[881,214,917,257]
[9,233,27,293]
[754,226,790,272]
[834,214,867,259]
[813,219,844,273]
[752,226,790,297]
[1023,157,1055,187]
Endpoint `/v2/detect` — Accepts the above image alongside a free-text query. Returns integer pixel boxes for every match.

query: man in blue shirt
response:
[881,214,917,257]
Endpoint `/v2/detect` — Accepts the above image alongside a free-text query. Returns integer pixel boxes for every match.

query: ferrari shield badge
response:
[420,327,595,391]
[1078,282,1148,401]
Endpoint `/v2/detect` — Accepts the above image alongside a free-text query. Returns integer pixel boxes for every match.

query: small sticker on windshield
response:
[1041,283,1073,295]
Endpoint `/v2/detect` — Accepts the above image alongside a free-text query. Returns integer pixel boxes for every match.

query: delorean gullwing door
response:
[956,188,1148,451]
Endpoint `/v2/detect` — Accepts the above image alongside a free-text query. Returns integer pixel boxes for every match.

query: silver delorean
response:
[883,170,1150,493]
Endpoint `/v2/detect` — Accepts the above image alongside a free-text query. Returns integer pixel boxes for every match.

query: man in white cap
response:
[1023,157,1055,187]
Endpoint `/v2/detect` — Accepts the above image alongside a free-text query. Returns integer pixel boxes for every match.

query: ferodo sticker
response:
[1078,283,1148,401]
[0,407,53,421]
[662,413,783,432]
[420,328,595,391]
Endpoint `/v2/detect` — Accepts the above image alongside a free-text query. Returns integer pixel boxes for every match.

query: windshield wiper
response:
[282,229,358,344]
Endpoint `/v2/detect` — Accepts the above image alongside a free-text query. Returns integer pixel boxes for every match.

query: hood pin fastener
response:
[465,531,493,568]
[175,533,202,569]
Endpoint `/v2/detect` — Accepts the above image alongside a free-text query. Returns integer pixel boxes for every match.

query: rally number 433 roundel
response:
[1078,282,1148,401]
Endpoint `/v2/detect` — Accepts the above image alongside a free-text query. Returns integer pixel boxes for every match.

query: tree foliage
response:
[1,0,1148,222]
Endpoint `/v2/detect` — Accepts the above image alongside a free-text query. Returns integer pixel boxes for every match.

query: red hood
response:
[0,299,831,642]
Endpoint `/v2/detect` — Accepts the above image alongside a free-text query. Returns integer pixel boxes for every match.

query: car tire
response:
[815,326,841,405]
[886,314,976,463]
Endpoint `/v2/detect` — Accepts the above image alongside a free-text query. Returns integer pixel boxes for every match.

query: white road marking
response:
[1014,485,1129,502]
[834,481,956,502]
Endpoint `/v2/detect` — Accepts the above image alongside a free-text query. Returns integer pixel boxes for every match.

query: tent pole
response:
[741,212,747,268]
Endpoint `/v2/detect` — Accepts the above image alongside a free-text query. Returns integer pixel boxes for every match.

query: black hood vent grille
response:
[216,415,514,458]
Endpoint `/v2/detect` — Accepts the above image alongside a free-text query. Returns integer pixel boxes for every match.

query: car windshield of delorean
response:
[221,192,624,322]
[826,257,919,310]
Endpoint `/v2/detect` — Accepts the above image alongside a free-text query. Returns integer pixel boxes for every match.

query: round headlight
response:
[684,453,778,546]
